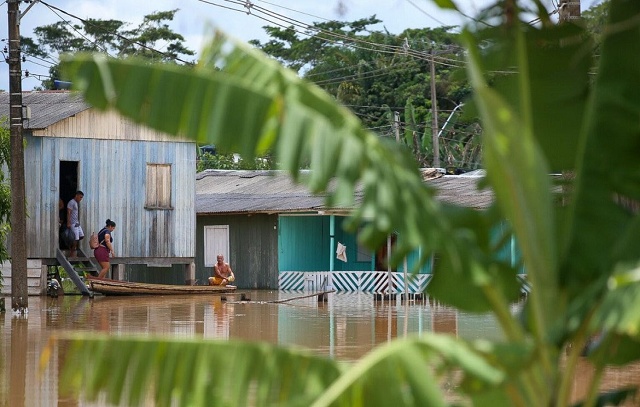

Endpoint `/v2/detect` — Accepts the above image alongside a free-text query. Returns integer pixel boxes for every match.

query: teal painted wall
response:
[278,216,328,271]
[278,215,374,272]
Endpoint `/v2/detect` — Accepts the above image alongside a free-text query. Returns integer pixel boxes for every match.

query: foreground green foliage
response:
[0,121,13,287]
[52,334,508,407]
[45,0,640,405]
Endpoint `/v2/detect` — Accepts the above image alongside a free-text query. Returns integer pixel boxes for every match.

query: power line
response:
[304,52,463,84]
[254,0,332,23]
[38,0,193,64]
[197,0,466,67]
[21,50,57,66]
[40,1,112,56]
[24,58,51,69]
[312,61,419,86]
[404,0,447,26]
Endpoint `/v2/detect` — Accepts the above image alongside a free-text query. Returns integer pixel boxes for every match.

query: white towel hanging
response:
[336,242,347,262]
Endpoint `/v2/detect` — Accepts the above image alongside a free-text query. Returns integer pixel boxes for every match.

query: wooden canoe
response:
[86,277,236,296]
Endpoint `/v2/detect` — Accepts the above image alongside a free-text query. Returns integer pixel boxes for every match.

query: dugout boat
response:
[86,276,236,296]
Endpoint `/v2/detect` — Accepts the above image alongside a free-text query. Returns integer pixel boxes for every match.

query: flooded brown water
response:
[1,291,638,406]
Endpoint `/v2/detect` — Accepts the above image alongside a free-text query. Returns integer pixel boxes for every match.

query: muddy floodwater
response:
[1,291,639,406]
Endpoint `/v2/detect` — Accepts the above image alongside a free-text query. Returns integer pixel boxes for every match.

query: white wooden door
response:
[204,225,230,267]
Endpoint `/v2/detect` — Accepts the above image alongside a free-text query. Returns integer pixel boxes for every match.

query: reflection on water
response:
[1,292,638,406]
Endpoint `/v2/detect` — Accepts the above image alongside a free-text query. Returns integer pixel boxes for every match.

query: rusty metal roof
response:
[0,91,90,129]
[196,169,494,215]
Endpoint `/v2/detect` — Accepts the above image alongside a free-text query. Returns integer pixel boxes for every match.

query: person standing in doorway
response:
[66,191,84,257]
[209,254,235,286]
[94,219,116,278]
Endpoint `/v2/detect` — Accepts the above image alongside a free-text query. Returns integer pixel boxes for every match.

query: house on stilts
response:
[195,169,498,293]
[0,91,196,295]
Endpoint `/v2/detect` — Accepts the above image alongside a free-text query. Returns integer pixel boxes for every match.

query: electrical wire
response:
[24,58,51,69]
[254,0,332,23]
[22,51,57,66]
[404,0,448,26]
[40,1,112,56]
[197,0,466,67]
[312,62,420,86]
[38,0,193,64]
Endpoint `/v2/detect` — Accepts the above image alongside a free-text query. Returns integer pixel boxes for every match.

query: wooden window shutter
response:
[146,164,172,209]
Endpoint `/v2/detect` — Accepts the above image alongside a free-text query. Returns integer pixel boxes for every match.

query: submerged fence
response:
[278,271,431,294]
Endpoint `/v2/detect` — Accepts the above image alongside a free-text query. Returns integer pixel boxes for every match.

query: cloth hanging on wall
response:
[336,242,347,262]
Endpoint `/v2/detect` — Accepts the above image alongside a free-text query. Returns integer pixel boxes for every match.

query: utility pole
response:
[393,111,400,143]
[430,49,440,168]
[8,0,28,311]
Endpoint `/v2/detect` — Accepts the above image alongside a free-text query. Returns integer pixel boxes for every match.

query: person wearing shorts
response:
[66,191,84,257]
[94,219,116,278]
[209,254,235,286]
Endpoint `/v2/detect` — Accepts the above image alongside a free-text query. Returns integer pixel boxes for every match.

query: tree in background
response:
[250,19,479,170]
[21,9,195,89]
[196,152,274,172]
[581,0,610,65]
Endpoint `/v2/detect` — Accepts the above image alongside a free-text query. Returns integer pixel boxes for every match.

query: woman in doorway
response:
[94,219,116,279]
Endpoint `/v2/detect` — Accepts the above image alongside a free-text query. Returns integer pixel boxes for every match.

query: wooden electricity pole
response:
[8,0,28,311]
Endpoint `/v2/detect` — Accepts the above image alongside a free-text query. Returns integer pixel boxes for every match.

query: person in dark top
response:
[58,198,69,249]
[94,219,116,279]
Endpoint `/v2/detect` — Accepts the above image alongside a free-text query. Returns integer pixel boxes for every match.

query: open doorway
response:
[59,161,79,249]
[375,233,397,271]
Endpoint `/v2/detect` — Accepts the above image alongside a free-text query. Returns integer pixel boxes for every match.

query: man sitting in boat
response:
[209,254,235,286]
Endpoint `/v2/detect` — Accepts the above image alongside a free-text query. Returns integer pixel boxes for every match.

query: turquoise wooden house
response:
[0,91,196,295]
[195,169,495,292]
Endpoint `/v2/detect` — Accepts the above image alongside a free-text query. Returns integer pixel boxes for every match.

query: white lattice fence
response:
[278,271,431,293]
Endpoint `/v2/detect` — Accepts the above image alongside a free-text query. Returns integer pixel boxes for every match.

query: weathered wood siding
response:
[25,135,195,259]
[32,109,190,142]
[196,214,279,289]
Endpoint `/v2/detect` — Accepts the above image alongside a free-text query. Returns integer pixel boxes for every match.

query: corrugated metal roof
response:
[196,170,345,214]
[429,174,494,210]
[0,91,90,129]
[196,169,494,215]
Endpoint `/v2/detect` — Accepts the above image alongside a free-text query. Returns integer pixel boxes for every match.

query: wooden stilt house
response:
[195,169,495,292]
[0,91,196,295]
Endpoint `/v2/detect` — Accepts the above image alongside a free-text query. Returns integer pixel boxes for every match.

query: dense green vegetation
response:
[0,122,13,288]
[250,18,478,170]
[196,152,274,172]
[40,0,640,405]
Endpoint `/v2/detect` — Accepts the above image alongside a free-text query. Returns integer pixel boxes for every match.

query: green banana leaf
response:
[46,333,506,407]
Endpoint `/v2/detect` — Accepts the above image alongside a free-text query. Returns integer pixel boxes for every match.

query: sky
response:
[0,0,597,91]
